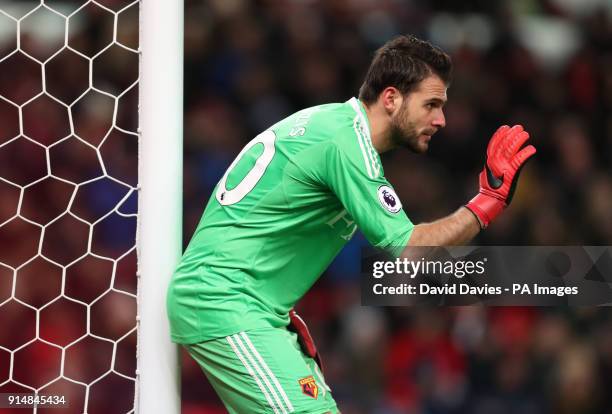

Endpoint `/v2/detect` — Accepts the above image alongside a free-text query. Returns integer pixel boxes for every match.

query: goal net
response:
[0,1,181,412]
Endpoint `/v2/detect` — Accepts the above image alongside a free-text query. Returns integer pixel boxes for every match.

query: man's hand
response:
[466,125,536,228]
[288,309,324,371]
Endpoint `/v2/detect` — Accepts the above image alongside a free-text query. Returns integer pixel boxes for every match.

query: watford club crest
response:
[298,375,319,399]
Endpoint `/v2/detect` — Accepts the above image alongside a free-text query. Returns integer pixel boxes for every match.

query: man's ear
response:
[380,87,402,115]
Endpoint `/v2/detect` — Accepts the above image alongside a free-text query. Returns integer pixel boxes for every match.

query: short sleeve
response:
[323,135,414,257]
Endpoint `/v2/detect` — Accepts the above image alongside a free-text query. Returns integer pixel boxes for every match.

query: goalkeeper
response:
[167,35,535,414]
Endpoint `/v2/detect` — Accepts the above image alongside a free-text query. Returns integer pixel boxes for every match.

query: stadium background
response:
[181,1,612,413]
[0,0,610,413]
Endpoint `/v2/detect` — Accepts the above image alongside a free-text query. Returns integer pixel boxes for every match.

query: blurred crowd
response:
[180,0,612,413]
[0,0,611,413]
[0,0,138,413]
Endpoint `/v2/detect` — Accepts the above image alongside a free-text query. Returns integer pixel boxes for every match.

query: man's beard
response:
[389,105,431,154]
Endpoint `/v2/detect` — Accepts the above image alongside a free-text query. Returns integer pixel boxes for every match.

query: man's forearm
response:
[405,206,481,247]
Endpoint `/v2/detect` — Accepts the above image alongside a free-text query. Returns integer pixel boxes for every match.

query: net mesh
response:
[0,1,139,412]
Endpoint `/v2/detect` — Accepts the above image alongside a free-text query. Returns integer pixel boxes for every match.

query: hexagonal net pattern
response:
[0,1,139,413]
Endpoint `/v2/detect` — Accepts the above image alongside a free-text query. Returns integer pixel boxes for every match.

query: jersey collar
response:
[348,97,373,143]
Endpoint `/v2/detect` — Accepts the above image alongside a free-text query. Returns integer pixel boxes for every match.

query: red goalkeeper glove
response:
[288,309,323,371]
[466,125,536,229]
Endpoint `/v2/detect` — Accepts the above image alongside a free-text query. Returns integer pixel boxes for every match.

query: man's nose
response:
[432,109,446,128]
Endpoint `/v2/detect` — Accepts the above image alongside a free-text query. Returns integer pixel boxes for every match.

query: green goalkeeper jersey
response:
[167,98,414,343]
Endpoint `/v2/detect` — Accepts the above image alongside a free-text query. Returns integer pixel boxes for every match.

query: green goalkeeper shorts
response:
[185,327,339,414]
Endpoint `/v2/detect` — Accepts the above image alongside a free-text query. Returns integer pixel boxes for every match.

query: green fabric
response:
[167,98,413,343]
[186,328,338,414]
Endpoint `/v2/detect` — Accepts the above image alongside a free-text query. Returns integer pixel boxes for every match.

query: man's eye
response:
[426,103,435,109]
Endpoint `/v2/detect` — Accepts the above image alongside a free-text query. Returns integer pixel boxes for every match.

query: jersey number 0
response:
[215,130,276,206]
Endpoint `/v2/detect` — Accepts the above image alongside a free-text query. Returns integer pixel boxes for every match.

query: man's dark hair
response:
[358,35,452,105]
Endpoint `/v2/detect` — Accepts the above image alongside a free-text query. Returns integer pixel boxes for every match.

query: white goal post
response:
[137,1,182,413]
